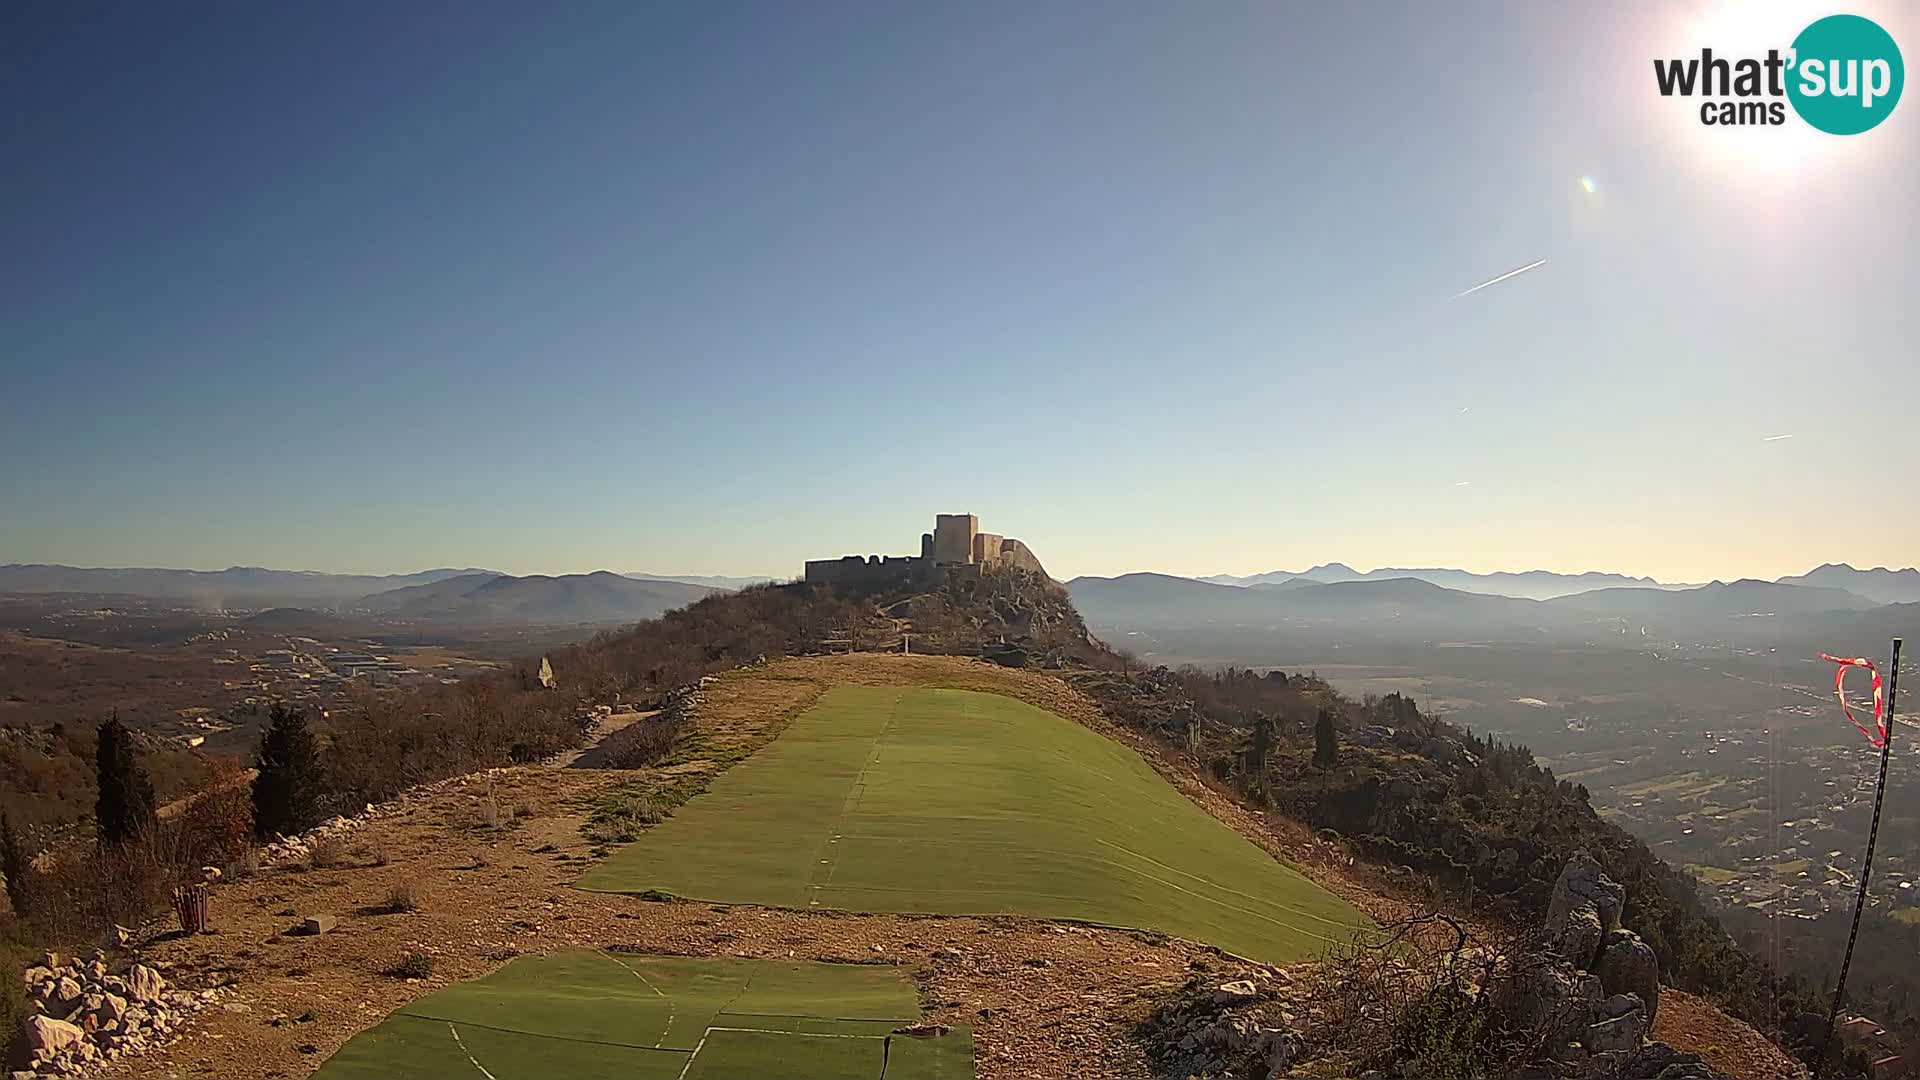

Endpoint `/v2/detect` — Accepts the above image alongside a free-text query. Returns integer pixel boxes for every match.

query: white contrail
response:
[1451,258,1547,300]
[1763,433,1794,441]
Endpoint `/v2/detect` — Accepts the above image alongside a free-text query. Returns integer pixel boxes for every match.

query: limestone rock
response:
[1583,996,1647,1054]
[300,914,337,935]
[1554,903,1605,970]
[49,976,83,1017]
[23,1015,85,1056]
[126,965,167,1004]
[1596,930,1660,1023]
[1548,851,1625,945]
[1495,953,1601,1037]
[1210,979,1260,1005]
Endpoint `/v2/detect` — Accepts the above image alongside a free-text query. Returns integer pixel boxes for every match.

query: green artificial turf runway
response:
[312,952,974,1079]
[578,686,1366,963]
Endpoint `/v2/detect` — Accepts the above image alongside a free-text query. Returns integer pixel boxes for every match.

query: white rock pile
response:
[16,951,226,1078]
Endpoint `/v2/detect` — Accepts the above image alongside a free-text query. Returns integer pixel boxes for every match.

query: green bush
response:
[1391,984,1494,1080]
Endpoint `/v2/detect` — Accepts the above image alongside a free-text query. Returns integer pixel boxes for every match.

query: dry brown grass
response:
[307,836,349,870]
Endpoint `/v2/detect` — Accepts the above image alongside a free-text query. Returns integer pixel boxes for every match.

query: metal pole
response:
[1816,637,1902,1077]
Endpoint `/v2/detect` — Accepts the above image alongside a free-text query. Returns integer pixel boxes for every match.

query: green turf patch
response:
[310,1014,690,1080]
[311,952,973,1079]
[885,1027,980,1079]
[578,686,1366,963]
[684,1028,881,1079]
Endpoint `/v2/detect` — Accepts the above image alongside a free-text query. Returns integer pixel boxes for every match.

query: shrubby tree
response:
[1248,714,1275,774]
[95,713,156,847]
[253,702,327,840]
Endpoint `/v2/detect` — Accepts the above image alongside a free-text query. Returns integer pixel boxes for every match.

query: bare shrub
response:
[226,847,261,882]
[19,830,188,944]
[476,793,502,831]
[1303,914,1528,1080]
[585,791,663,844]
[383,879,426,914]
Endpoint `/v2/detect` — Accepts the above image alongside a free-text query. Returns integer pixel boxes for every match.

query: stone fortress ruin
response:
[804,514,1047,590]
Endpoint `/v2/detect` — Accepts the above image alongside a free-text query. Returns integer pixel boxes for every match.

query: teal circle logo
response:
[1787,14,1904,134]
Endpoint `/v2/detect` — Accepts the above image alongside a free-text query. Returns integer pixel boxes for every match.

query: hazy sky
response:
[3,2,1915,582]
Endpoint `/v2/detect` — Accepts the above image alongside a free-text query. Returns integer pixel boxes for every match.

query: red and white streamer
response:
[1819,653,1887,748]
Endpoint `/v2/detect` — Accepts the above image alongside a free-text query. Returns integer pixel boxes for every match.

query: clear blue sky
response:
[4,2,1914,582]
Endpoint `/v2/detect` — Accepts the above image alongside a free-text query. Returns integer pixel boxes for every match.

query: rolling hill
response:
[623,572,777,591]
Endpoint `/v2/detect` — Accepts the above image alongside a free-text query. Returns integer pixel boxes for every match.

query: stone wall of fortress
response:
[803,514,1048,586]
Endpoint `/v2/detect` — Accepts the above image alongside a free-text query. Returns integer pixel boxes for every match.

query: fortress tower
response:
[931,514,978,566]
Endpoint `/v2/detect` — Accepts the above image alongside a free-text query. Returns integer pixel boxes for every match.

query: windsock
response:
[1819,653,1887,748]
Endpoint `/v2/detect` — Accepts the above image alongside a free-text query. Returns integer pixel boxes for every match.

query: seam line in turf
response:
[394,1011,693,1054]
[807,689,903,904]
[598,949,677,1048]
[447,1023,500,1080]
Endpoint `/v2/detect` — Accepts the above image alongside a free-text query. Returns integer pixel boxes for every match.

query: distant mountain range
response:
[359,571,716,625]
[1775,563,1920,605]
[1069,570,1901,646]
[1200,563,1679,600]
[0,564,499,608]
[1071,573,1551,634]
[0,564,729,624]
[1199,561,1920,604]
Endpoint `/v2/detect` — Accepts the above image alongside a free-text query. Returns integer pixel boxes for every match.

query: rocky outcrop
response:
[1495,851,1725,1080]
[16,951,229,1078]
[1545,850,1625,970]
[1597,928,1661,1023]
[1138,969,1307,1080]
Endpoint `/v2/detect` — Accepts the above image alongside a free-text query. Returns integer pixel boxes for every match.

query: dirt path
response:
[549,708,656,769]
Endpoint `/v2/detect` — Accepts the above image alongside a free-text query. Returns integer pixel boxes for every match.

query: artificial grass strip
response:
[578,686,1366,963]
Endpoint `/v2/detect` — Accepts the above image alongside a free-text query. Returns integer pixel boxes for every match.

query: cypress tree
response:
[95,713,157,847]
[252,702,326,840]
[1313,707,1339,769]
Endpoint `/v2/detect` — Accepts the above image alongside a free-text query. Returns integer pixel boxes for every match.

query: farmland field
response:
[312,952,972,1079]
[577,686,1365,963]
